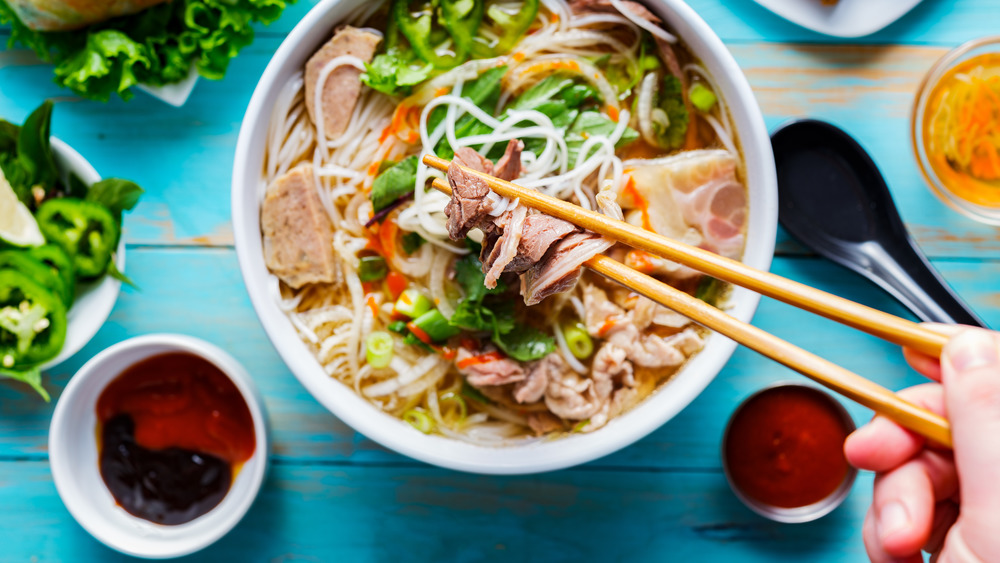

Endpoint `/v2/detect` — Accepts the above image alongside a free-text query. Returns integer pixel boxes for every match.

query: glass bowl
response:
[912,36,1000,226]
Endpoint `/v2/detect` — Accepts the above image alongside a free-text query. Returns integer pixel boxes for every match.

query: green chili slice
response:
[0,269,67,368]
[35,198,119,279]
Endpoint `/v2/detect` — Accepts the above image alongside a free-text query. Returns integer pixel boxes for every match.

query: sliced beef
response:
[444,147,497,239]
[527,412,565,436]
[493,139,524,181]
[568,0,660,23]
[520,232,614,306]
[261,164,337,289]
[514,352,565,404]
[456,348,526,387]
[544,352,614,421]
[482,204,528,289]
[305,26,381,139]
[486,214,578,275]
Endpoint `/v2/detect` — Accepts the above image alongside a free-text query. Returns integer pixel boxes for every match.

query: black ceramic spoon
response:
[771,119,988,328]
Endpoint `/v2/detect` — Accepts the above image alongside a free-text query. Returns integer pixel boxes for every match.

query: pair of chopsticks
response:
[423,154,953,448]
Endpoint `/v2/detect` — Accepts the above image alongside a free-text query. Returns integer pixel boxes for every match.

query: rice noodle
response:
[262,0,738,444]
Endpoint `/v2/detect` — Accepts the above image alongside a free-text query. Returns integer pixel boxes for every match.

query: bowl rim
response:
[232,0,778,474]
[48,333,269,559]
[44,137,126,370]
[911,35,1000,226]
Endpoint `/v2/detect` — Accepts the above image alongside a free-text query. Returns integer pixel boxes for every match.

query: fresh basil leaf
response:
[17,101,58,192]
[493,324,554,362]
[510,75,574,111]
[0,120,19,154]
[428,65,508,140]
[565,111,639,164]
[370,155,419,211]
[401,232,425,254]
[86,178,144,221]
[0,365,49,402]
[453,245,506,302]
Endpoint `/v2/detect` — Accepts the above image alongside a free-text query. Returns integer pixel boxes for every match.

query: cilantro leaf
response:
[494,324,555,362]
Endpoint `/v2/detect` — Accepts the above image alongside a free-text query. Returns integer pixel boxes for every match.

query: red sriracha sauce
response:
[724,385,853,509]
[96,352,256,525]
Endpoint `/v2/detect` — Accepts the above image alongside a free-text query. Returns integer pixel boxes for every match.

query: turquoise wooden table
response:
[2,0,999,560]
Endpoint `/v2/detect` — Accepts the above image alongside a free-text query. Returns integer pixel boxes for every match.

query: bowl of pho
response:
[233,0,777,473]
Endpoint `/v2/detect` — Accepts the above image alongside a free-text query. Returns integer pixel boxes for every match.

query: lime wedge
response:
[0,168,44,248]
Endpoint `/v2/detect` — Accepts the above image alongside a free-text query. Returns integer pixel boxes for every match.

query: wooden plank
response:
[0,247,994,465]
[0,460,873,562]
[1,32,997,257]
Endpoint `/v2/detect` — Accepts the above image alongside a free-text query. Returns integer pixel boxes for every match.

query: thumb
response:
[941,329,1000,533]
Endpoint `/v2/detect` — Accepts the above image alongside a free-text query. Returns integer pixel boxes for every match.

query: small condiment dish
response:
[912,36,1000,225]
[44,138,125,369]
[49,334,269,559]
[721,382,858,524]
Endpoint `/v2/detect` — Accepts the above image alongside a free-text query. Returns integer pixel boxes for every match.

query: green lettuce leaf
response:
[0,0,290,101]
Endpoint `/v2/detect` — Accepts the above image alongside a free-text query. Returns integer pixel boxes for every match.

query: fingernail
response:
[879,501,909,539]
[946,330,999,373]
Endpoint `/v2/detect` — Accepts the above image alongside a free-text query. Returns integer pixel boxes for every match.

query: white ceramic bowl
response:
[43,138,125,369]
[232,0,777,474]
[49,334,269,559]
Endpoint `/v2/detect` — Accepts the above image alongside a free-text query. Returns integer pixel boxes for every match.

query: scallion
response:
[365,331,394,368]
[409,309,460,342]
[394,288,433,319]
[359,256,388,282]
[439,392,467,421]
[403,408,434,434]
[387,320,408,333]
[689,83,717,113]
[562,322,594,360]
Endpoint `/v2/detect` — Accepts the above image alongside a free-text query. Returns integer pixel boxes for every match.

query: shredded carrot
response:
[440,347,457,361]
[379,217,398,261]
[406,323,433,345]
[385,272,408,301]
[366,295,379,318]
[620,175,652,231]
[512,52,525,62]
[407,131,420,144]
[626,250,656,274]
[435,87,450,96]
[362,281,380,295]
[923,53,1000,206]
[606,106,620,123]
[367,161,381,176]
[457,351,504,369]
[598,318,618,338]
[365,236,384,254]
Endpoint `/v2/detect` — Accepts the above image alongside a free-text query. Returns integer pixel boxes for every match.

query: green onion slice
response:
[403,408,434,434]
[366,331,394,368]
[562,322,594,360]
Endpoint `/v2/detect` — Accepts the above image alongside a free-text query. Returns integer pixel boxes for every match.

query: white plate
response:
[137,65,199,107]
[41,138,124,369]
[753,0,923,38]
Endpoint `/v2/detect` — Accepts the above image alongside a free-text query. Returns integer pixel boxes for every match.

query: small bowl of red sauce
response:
[722,382,857,523]
[49,334,268,558]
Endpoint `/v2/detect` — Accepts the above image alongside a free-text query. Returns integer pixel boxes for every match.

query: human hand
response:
[844,327,1000,562]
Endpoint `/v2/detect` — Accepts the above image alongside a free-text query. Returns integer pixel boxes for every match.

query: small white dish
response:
[753,0,923,38]
[41,138,125,370]
[137,65,199,107]
[49,334,269,559]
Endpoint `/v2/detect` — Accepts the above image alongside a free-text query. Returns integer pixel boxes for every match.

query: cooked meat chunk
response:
[527,412,565,436]
[493,139,524,181]
[514,352,565,404]
[520,232,613,306]
[444,147,497,239]
[305,26,381,139]
[568,0,660,23]
[482,204,528,289]
[544,351,613,420]
[592,343,635,389]
[261,164,337,289]
[486,213,578,275]
[456,348,526,387]
[583,283,703,368]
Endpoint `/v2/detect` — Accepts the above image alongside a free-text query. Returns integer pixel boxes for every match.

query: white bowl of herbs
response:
[0,101,142,400]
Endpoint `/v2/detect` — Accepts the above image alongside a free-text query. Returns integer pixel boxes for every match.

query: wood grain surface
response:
[1,0,998,560]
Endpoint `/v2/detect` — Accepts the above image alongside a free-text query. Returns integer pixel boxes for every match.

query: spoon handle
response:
[865,237,988,328]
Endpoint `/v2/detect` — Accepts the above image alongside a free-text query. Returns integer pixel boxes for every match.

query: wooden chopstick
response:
[423,171,952,447]
[587,254,952,448]
[424,154,949,357]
